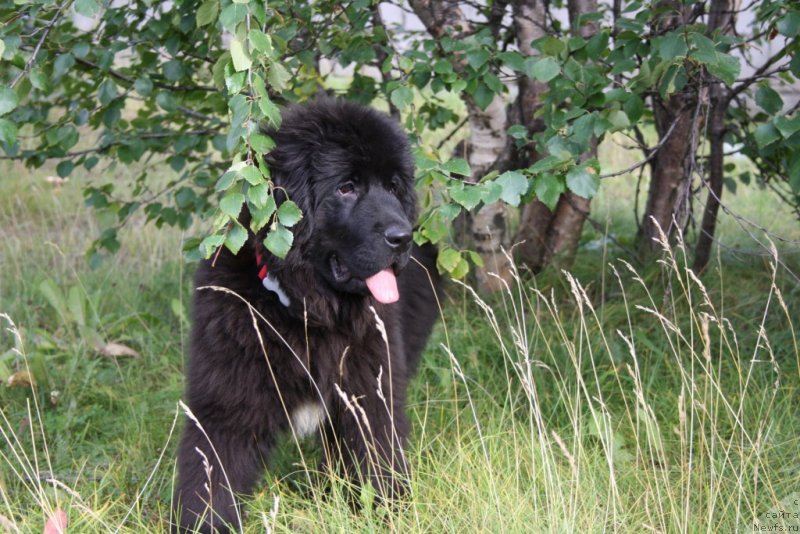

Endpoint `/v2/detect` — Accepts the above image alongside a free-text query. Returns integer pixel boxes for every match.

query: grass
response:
[1,157,799,533]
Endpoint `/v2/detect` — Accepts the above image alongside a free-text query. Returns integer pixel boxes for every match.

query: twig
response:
[71,56,217,93]
[0,130,220,160]
[436,116,468,151]
[10,1,70,89]
[599,116,682,179]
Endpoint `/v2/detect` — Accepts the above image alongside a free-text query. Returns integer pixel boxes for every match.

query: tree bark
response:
[409,0,514,292]
[543,0,598,268]
[543,140,598,268]
[512,0,553,272]
[693,0,734,273]
[514,0,598,272]
[637,1,697,253]
[468,96,513,292]
[637,94,697,250]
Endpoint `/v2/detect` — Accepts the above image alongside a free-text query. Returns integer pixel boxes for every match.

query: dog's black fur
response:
[173,100,440,533]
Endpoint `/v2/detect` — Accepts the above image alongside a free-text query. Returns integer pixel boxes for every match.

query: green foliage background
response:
[2,0,799,276]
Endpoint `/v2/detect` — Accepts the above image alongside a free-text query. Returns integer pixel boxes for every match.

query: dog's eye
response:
[337,182,355,195]
[388,178,400,195]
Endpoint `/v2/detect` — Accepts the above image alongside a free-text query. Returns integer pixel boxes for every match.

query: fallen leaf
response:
[7,371,34,388]
[44,176,69,189]
[0,511,19,533]
[96,342,140,359]
[43,508,67,534]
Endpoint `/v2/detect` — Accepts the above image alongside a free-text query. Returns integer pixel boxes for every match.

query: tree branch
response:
[71,56,218,93]
[11,1,69,89]
[599,116,683,179]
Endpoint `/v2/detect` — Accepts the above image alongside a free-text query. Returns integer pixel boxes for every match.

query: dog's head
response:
[263,100,417,303]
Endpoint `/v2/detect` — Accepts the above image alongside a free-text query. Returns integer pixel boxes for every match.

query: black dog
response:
[173,100,440,533]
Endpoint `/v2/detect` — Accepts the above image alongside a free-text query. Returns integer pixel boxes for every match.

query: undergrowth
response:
[1,163,799,533]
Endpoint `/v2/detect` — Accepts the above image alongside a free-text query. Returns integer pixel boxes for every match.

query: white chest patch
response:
[290,402,325,438]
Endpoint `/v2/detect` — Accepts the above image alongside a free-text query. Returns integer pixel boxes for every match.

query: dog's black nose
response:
[384,225,412,248]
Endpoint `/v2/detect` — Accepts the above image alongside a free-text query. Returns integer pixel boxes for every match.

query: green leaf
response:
[259,97,281,127]
[495,170,529,206]
[526,57,560,82]
[97,79,117,106]
[0,118,18,146]
[0,87,19,116]
[265,224,293,258]
[200,234,225,259]
[623,95,644,123]
[442,158,471,176]
[220,3,248,31]
[56,160,74,178]
[534,174,564,210]
[507,124,528,139]
[220,192,245,218]
[497,51,525,72]
[0,40,5,59]
[754,122,780,148]
[565,166,599,199]
[472,82,494,110]
[437,248,461,273]
[249,30,274,56]
[250,196,276,232]
[777,11,800,38]
[606,109,630,130]
[723,177,737,194]
[449,183,483,210]
[134,78,153,97]
[174,187,196,209]
[466,250,484,268]
[451,257,469,279]
[586,31,610,60]
[163,60,184,81]
[250,133,275,153]
[277,200,303,227]
[656,32,687,59]
[755,86,783,115]
[230,38,252,72]
[433,59,453,74]
[196,0,219,27]
[705,53,740,86]
[791,53,800,78]
[774,115,800,138]
[529,155,567,173]
[72,42,90,58]
[225,68,246,94]
[247,182,270,208]
[156,91,178,111]
[215,171,237,192]
[239,165,263,185]
[75,0,101,17]
[483,73,503,94]
[225,222,248,254]
[480,181,503,204]
[53,53,75,78]
[689,33,740,86]
[466,48,490,70]
[267,63,291,91]
[390,86,414,111]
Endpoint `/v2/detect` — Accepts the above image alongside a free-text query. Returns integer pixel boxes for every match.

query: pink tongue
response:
[365,268,399,304]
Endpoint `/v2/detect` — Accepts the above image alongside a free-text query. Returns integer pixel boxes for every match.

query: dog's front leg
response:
[173,419,268,534]
[322,344,411,502]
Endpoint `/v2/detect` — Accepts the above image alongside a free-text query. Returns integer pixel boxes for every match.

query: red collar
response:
[253,245,291,307]
[255,247,268,280]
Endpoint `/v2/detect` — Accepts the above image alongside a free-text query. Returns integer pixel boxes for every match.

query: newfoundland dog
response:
[173,99,440,533]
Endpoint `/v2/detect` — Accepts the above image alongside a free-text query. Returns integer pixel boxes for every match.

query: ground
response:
[0,155,799,532]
